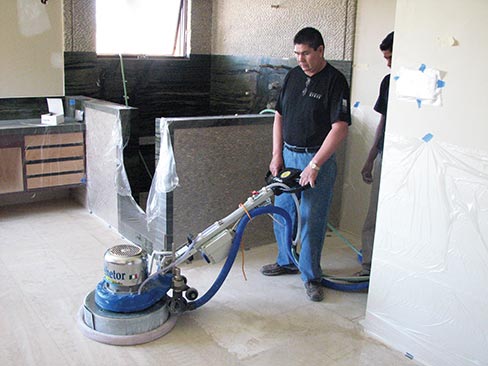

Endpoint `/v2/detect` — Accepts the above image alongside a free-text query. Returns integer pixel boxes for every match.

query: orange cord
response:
[240,243,248,281]
[239,203,253,221]
[237,203,251,281]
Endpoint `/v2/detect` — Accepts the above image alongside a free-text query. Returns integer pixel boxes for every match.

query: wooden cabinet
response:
[0,134,24,194]
[24,132,85,190]
[0,146,24,194]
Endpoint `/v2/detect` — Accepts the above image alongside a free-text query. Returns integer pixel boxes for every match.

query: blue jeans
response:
[274,148,337,282]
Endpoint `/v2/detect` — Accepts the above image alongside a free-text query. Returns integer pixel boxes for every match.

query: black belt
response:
[284,143,320,153]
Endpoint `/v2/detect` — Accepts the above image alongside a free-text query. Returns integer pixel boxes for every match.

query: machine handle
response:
[265,168,311,195]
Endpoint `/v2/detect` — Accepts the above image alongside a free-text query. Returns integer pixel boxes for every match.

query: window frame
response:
[95,0,190,60]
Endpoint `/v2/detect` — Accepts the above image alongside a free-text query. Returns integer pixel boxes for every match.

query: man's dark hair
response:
[380,31,394,52]
[294,27,325,50]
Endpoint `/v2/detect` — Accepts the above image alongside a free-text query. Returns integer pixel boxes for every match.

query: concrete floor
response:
[0,198,422,366]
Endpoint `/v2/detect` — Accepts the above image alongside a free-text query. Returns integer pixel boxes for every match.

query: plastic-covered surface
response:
[146,118,179,225]
[364,133,488,366]
[23,130,85,190]
[85,108,125,228]
[0,117,85,196]
[395,66,444,106]
[84,104,171,252]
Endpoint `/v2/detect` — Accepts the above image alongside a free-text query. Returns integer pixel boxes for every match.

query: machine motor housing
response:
[103,244,148,293]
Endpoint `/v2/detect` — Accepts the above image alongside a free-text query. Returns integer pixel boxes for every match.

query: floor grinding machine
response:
[78,168,369,345]
[78,169,307,346]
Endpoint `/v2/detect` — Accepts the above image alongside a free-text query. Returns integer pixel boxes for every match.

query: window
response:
[96,0,189,57]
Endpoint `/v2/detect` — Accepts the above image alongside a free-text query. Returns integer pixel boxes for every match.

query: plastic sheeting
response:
[85,107,126,229]
[84,105,159,249]
[146,118,179,225]
[0,119,85,195]
[395,65,445,107]
[84,104,175,252]
[364,133,488,366]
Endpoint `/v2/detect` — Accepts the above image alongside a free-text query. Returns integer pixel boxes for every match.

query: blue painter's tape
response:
[394,75,400,81]
[422,133,434,142]
[353,101,360,108]
[405,352,414,360]
[416,99,422,108]
[437,79,446,88]
[419,64,426,72]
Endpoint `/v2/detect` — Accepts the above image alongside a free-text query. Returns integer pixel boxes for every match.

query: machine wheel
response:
[185,287,199,301]
[168,296,188,314]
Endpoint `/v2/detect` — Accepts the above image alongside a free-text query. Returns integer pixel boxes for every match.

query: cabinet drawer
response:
[27,172,85,189]
[26,159,85,175]
[25,145,85,161]
[23,132,86,191]
[24,132,84,147]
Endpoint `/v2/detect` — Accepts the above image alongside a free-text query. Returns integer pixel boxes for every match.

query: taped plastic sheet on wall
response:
[364,133,488,366]
[395,65,444,107]
[146,118,179,225]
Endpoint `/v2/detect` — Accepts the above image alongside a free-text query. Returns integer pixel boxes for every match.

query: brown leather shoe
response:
[305,280,324,302]
[260,263,299,276]
[353,269,370,277]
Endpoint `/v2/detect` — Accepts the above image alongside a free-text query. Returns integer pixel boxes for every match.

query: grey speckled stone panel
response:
[155,115,275,248]
[211,0,357,59]
[173,123,275,248]
[64,0,96,52]
[344,0,358,61]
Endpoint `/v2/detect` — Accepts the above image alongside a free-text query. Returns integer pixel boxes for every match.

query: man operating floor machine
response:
[78,168,367,345]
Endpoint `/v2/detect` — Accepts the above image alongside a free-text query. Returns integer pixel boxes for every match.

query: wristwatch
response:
[309,161,320,171]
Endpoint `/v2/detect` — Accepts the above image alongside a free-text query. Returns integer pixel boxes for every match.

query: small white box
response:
[41,98,65,125]
[41,113,65,125]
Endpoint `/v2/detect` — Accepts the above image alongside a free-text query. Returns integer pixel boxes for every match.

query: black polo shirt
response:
[276,63,351,147]
[374,74,390,151]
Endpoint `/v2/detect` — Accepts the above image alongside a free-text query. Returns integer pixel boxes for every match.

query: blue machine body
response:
[94,273,173,313]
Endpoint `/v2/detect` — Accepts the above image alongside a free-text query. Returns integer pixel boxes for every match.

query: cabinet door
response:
[0,147,24,194]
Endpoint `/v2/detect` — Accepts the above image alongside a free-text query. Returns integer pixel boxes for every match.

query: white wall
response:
[0,0,64,97]
[341,0,396,235]
[363,1,488,365]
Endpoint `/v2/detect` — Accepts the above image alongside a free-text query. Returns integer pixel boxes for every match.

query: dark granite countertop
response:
[0,118,85,135]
